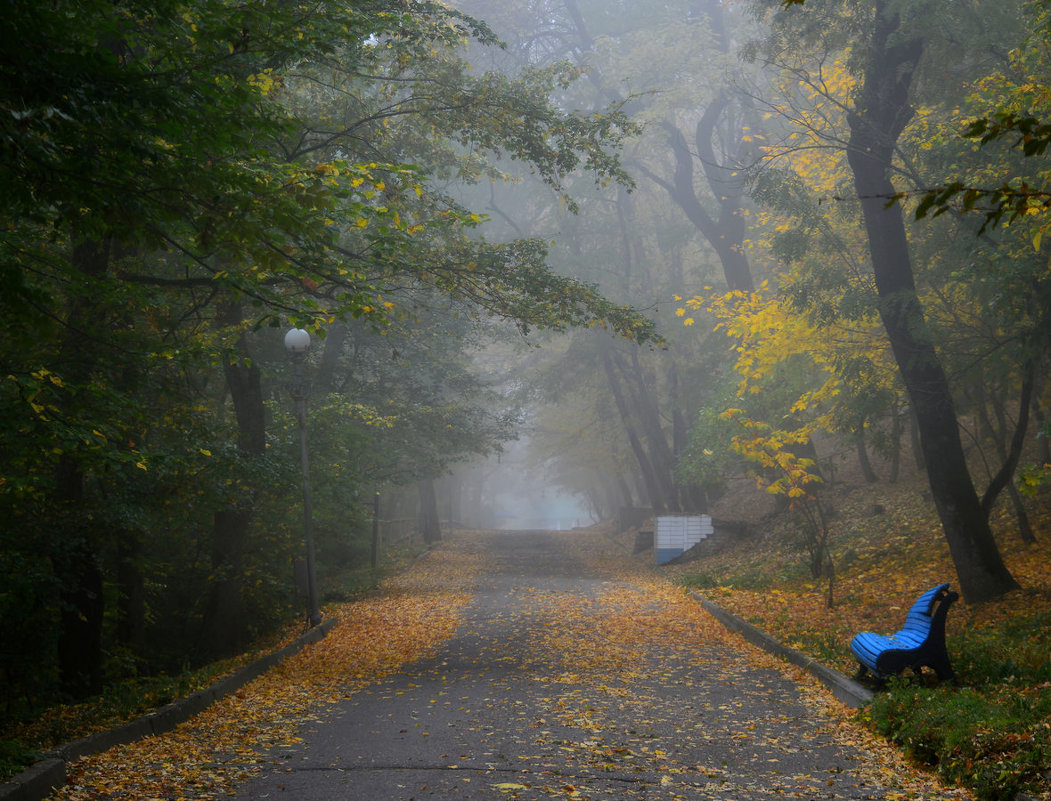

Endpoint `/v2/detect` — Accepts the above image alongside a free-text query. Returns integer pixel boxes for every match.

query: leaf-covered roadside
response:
[13,525,974,801]
[47,546,484,800]
[0,545,424,778]
[475,532,973,800]
[5,516,1041,800]
[664,482,1051,801]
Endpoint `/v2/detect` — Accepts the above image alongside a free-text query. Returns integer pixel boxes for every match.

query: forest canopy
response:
[0,0,655,711]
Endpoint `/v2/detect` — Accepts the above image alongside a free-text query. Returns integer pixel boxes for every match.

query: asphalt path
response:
[229,530,925,800]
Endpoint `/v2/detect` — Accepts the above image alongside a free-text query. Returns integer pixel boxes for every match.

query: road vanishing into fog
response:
[229,530,952,800]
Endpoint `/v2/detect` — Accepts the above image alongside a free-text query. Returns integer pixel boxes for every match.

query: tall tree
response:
[750,0,1024,602]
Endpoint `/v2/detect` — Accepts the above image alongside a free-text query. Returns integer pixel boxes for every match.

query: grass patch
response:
[864,682,1050,801]
[0,739,40,781]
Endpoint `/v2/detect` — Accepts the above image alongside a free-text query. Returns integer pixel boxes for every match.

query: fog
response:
[485,444,595,531]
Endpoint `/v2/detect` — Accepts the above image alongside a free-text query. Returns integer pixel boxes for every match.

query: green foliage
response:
[0,546,60,720]
[676,390,745,492]
[678,571,724,590]
[953,610,1051,685]
[910,111,1051,232]
[0,0,659,720]
[680,567,775,592]
[0,656,257,780]
[0,538,422,782]
[865,679,1050,801]
[0,739,39,781]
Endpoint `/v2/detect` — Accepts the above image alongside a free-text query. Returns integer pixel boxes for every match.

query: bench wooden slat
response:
[849,583,958,682]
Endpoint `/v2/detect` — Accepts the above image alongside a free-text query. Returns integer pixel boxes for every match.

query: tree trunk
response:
[613,472,635,512]
[419,477,442,544]
[316,322,349,395]
[200,509,250,657]
[846,0,1017,603]
[623,349,681,512]
[908,405,926,471]
[672,402,708,513]
[1034,400,1051,465]
[888,405,902,483]
[53,236,111,698]
[660,0,756,293]
[199,306,267,657]
[55,536,104,699]
[116,529,145,653]
[976,363,1036,543]
[1005,482,1036,543]
[978,362,1035,525]
[602,347,667,512]
[856,432,878,483]
[665,116,754,292]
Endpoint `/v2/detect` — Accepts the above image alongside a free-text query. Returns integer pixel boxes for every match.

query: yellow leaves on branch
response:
[763,59,855,194]
[247,68,281,96]
[675,281,895,426]
[678,284,824,396]
[718,409,823,501]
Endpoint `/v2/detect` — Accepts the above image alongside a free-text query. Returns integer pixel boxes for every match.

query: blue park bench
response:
[850,583,959,683]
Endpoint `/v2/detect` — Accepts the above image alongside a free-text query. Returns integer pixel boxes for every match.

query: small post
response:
[371,492,380,570]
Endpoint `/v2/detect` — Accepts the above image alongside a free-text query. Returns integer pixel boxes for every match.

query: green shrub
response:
[0,740,39,780]
[680,572,722,589]
[864,682,1050,801]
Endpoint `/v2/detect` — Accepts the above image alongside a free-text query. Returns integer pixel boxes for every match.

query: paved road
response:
[230,531,926,800]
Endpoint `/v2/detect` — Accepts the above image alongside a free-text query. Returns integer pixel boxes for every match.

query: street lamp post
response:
[285,327,322,628]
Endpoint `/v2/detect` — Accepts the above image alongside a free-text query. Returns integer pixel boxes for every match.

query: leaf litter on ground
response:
[53,528,978,800]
